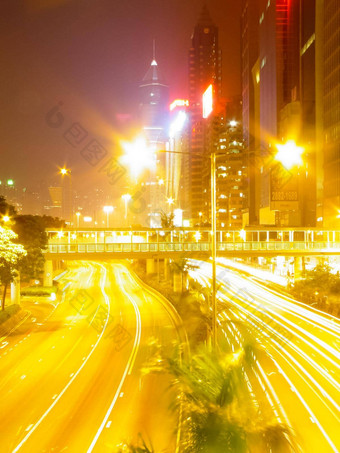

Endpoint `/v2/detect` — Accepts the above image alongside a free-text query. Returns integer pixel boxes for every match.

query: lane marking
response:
[87,264,142,453]
[12,265,111,453]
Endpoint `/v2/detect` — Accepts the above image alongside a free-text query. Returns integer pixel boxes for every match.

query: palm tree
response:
[166,345,295,453]
[116,434,154,452]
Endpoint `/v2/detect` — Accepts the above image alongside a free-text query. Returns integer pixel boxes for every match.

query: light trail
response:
[189,261,340,452]
[86,264,142,452]
[12,264,112,453]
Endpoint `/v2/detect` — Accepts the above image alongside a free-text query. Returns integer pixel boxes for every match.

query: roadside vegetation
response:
[119,340,295,452]
[0,303,21,324]
[291,264,340,317]
[131,259,210,349]
[0,196,63,311]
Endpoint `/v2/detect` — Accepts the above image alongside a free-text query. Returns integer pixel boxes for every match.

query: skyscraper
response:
[138,49,169,226]
[139,51,169,144]
[187,4,222,223]
[241,0,260,225]
[322,0,340,226]
[242,0,318,227]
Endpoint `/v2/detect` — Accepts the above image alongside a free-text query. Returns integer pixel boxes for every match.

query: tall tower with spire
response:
[185,4,222,223]
[136,46,169,226]
[139,46,169,144]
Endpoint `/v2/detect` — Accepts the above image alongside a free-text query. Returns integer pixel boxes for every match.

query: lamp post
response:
[121,194,132,225]
[275,140,304,170]
[103,206,114,228]
[122,127,220,346]
[75,212,81,228]
[211,152,217,347]
[166,196,175,212]
[59,167,72,223]
[155,148,220,347]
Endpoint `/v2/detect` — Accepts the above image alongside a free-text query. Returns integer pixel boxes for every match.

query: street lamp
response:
[121,136,156,179]
[103,206,114,228]
[166,197,175,206]
[121,194,132,224]
[275,140,304,170]
[155,148,222,347]
[2,215,10,223]
[60,167,69,176]
[59,167,73,223]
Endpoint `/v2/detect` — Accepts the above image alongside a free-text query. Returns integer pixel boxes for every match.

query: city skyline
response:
[0,0,242,191]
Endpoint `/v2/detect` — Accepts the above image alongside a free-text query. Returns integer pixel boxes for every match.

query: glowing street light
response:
[166,197,175,209]
[2,215,10,223]
[60,167,70,176]
[121,136,156,178]
[194,231,202,242]
[275,140,304,170]
[103,206,114,227]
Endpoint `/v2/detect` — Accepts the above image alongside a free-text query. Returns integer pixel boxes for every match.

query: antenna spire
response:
[153,39,156,61]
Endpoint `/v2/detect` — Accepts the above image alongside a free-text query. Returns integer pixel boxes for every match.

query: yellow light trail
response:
[86,264,142,452]
[12,265,112,453]
[189,261,340,452]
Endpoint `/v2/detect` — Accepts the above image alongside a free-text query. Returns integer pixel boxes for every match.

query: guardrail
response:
[46,241,340,254]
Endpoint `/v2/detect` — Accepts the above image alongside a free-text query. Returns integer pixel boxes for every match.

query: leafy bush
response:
[21,286,55,296]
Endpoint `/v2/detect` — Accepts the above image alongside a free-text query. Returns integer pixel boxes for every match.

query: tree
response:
[0,227,26,310]
[116,435,154,453]
[13,215,48,283]
[160,210,174,229]
[0,196,17,218]
[143,344,295,453]
[40,215,66,229]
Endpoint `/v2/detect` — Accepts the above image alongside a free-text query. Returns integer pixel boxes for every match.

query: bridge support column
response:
[294,257,305,281]
[164,259,169,280]
[43,260,53,286]
[173,271,188,293]
[146,259,156,275]
[11,273,20,305]
[173,272,182,293]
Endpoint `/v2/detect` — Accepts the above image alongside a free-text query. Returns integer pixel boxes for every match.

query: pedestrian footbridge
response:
[45,227,340,259]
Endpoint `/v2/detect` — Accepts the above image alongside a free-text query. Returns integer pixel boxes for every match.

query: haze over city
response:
[0,1,339,452]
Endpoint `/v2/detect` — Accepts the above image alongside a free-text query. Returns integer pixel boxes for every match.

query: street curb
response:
[0,309,31,340]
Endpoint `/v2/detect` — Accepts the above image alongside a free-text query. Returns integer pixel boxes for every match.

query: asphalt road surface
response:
[189,259,340,453]
[0,262,183,452]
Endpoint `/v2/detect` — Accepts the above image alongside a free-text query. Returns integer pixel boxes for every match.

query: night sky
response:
[0,0,242,194]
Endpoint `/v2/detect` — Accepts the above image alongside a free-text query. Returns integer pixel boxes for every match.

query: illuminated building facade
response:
[139,56,169,144]
[241,0,260,225]
[216,120,246,228]
[138,54,169,226]
[187,5,222,224]
[242,0,318,227]
[322,0,340,226]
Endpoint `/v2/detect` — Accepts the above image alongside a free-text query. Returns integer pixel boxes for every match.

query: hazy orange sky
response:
[0,0,242,191]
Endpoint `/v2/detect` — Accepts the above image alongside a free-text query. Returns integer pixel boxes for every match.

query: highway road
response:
[0,262,183,452]
[189,259,340,453]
